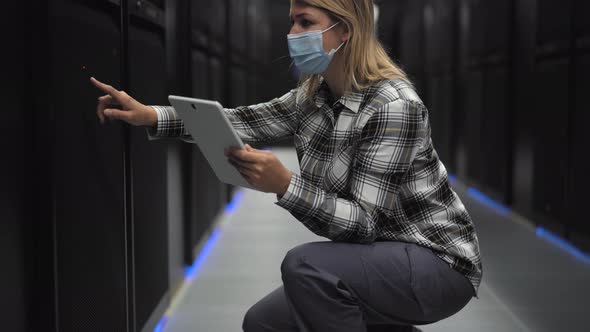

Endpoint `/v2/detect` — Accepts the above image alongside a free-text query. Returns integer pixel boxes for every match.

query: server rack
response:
[530,0,573,235]
[423,0,457,170]
[183,0,231,266]
[569,0,590,252]
[128,1,171,329]
[398,0,426,98]
[23,0,171,330]
[1,1,33,330]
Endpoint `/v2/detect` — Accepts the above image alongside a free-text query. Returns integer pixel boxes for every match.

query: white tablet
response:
[168,95,254,190]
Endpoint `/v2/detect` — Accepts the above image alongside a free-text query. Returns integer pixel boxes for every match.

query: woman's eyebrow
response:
[290,12,312,20]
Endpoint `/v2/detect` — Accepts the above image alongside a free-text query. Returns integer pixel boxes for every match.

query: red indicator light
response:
[82,65,86,70]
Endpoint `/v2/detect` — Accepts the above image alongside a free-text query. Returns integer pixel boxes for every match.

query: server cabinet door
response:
[266,0,294,102]
[210,57,226,103]
[482,66,510,200]
[230,0,248,55]
[536,0,573,54]
[191,0,210,49]
[50,1,127,330]
[128,18,170,331]
[424,0,455,75]
[231,67,248,107]
[1,2,30,331]
[426,75,454,168]
[465,0,486,63]
[570,54,590,251]
[463,71,484,185]
[575,0,590,46]
[209,0,227,57]
[398,0,426,94]
[185,50,209,264]
[192,50,210,99]
[532,59,569,232]
[511,0,537,216]
[484,0,511,57]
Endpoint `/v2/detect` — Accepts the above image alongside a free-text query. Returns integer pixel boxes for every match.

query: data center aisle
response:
[162,147,590,332]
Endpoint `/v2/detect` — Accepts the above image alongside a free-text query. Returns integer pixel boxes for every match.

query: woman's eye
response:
[301,19,311,27]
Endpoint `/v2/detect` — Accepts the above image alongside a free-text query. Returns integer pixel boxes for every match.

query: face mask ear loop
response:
[321,21,340,33]
[329,40,347,56]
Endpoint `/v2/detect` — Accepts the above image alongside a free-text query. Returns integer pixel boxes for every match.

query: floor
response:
[160,146,590,332]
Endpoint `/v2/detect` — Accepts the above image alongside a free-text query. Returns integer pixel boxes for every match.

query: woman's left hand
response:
[225,144,293,196]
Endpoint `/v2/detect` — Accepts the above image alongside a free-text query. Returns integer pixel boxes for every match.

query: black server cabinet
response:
[41,0,170,330]
[423,0,456,169]
[457,0,513,203]
[460,0,486,187]
[1,1,33,331]
[462,70,484,184]
[480,0,512,203]
[185,49,218,265]
[49,1,128,330]
[481,65,511,202]
[511,0,537,217]
[230,0,248,57]
[398,0,426,97]
[530,0,573,233]
[231,67,249,107]
[183,0,230,265]
[532,60,570,232]
[570,54,590,251]
[128,2,170,330]
[569,0,590,251]
[246,0,265,106]
[267,0,295,102]
[209,0,227,63]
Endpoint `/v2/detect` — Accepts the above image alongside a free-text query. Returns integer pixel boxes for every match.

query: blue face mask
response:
[287,22,346,74]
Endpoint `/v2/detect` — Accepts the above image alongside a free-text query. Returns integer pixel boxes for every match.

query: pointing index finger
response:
[90,77,122,102]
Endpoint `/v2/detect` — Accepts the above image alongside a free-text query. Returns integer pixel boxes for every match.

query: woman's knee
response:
[242,287,296,332]
[242,303,264,332]
[280,243,317,282]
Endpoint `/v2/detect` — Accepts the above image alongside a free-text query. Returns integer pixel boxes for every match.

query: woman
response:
[92,0,482,331]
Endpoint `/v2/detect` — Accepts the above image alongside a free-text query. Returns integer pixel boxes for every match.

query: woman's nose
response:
[289,26,301,35]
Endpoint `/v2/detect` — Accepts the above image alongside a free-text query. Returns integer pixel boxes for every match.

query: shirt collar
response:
[314,80,363,114]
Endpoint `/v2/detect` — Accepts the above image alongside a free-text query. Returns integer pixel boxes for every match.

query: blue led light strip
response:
[466,187,511,217]
[154,190,245,331]
[536,227,590,265]
[153,316,168,332]
[225,190,245,214]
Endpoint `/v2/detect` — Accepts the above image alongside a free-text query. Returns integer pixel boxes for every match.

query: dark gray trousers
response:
[242,241,474,332]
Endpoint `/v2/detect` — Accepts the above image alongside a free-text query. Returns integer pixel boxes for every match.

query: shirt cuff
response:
[274,172,319,214]
[145,106,167,140]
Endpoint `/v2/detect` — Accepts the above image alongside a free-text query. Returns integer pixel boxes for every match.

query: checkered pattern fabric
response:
[146,78,483,297]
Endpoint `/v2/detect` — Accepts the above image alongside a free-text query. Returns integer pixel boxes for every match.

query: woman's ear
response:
[340,23,350,43]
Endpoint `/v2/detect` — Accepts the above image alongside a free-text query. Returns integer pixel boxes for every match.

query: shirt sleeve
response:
[224,89,299,143]
[145,106,196,143]
[274,99,427,243]
[145,89,299,144]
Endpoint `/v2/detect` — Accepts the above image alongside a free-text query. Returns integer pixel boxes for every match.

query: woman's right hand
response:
[90,77,158,127]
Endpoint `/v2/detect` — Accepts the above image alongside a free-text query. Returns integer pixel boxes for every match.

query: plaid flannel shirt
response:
[145,78,483,297]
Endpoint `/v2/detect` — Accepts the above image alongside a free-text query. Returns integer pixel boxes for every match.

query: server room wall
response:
[378,0,590,253]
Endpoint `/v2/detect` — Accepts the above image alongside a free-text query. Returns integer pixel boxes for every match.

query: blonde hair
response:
[291,0,411,100]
